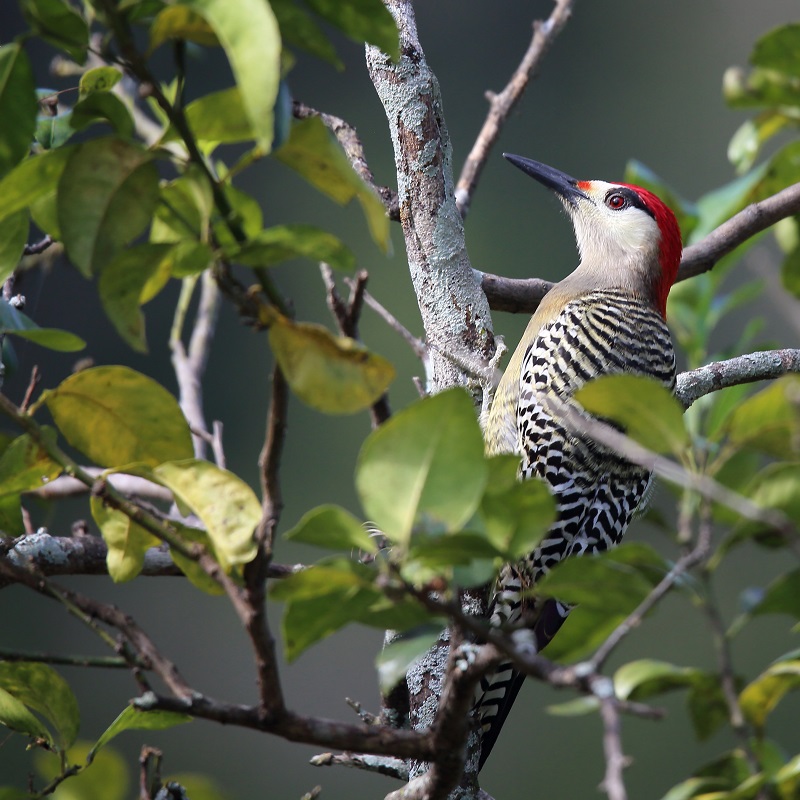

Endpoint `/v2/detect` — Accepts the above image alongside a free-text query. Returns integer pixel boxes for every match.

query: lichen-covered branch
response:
[366,0,496,398]
[675,349,800,409]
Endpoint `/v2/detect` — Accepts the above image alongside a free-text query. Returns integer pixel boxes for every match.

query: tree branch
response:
[675,349,800,410]
[455,0,575,217]
[480,181,800,314]
[598,698,629,800]
[29,468,173,503]
[366,0,496,398]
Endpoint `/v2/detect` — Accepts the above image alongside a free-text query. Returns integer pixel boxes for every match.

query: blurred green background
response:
[2,1,799,797]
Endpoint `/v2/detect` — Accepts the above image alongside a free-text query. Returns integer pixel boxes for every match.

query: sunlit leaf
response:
[545,696,600,716]
[269,314,394,414]
[181,0,280,149]
[0,210,28,286]
[574,375,688,455]
[44,366,194,468]
[614,659,702,701]
[90,496,160,583]
[276,116,390,252]
[0,687,52,746]
[149,5,219,50]
[356,388,487,544]
[0,662,79,750]
[751,22,800,78]
[285,504,377,553]
[480,455,555,560]
[70,92,135,140]
[153,460,259,570]
[79,66,122,97]
[89,705,192,763]
[739,658,800,731]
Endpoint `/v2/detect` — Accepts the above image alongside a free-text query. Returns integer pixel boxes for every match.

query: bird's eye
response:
[606,193,627,210]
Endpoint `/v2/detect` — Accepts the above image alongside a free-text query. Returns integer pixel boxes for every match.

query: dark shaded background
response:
[2,2,799,798]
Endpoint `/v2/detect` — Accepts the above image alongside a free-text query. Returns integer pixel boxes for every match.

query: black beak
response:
[503,153,589,207]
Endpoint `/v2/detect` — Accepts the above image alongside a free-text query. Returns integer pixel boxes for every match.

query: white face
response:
[563,180,662,267]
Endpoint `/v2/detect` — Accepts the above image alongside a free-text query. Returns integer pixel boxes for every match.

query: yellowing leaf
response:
[269,314,394,414]
[153,460,259,570]
[44,366,193,468]
[149,5,220,50]
[276,116,390,252]
[574,374,688,455]
[740,658,800,731]
[90,496,160,583]
[0,429,62,498]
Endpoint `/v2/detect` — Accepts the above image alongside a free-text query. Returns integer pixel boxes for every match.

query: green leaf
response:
[725,375,800,459]
[0,44,38,180]
[739,658,800,731]
[229,224,355,271]
[153,460,259,570]
[728,111,793,174]
[739,463,800,543]
[614,659,701,701]
[276,116,390,252]
[271,559,431,660]
[749,568,800,621]
[0,686,52,746]
[21,0,89,63]
[774,754,800,800]
[0,429,62,498]
[179,87,254,149]
[659,777,728,800]
[57,138,160,276]
[70,92,135,140]
[79,66,123,97]
[149,5,219,50]
[44,365,194,468]
[356,388,487,545]
[782,243,800,300]
[407,530,504,570]
[688,673,731,741]
[285,504,377,553]
[574,375,688,455]
[90,496,160,582]
[151,168,215,244]
[0,210,28,286]
[545,696,600,716]
[181,0,280,150]
[89,705,192,763]
[303,0,399,59]
[751,23,800,79]
[269,314,395,414]
[0,145,74,225]
[0,662,79,749]
[376,626,441,693]
[168,522,226,595]
[0,298,85,352]
[35,103,74,150]
[98,243,177,352]
[35,743,128,800]
[479,455,555,560]
[269,0,342,68]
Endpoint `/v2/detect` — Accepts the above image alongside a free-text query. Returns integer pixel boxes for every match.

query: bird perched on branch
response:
[476,154,682,768]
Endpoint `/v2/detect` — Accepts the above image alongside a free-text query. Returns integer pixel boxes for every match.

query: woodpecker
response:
[475,154,682,768]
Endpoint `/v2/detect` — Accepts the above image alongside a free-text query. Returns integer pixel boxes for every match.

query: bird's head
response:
[504,153,682,318]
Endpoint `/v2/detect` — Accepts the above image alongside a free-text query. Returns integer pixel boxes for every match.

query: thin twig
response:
[455,0,575,217]
[598,698,629,800]
[481,181,800,314]
[293,102,399,221]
